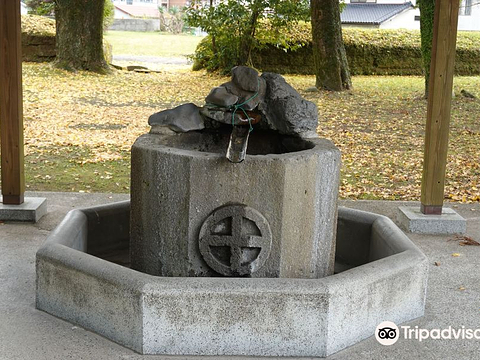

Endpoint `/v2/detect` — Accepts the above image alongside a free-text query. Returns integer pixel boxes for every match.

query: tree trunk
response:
[210,0,217,55]
[54,0,110,73]
[238,8,260,66]
[418,0,435,98]
[311,0,352,91]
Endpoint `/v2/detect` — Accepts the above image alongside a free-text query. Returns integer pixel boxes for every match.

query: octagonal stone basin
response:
[131,132,341,279]
[36,201,428,357]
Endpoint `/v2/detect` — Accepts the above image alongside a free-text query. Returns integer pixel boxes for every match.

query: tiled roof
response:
[115,4,160,18]
[341,2,413,25]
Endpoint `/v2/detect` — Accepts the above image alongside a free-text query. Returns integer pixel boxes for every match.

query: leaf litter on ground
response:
[448,235,480,246]
[20,63,480,200]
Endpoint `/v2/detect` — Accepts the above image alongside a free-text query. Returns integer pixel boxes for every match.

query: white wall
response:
[20,2,28,14]
[112,0,159,6]
[343,0,414,4]
[109,18,160,31]
[380,8,420,29]
[114,8,133,19]
[458,2,480,31]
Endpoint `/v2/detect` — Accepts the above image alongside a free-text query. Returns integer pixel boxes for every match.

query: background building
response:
[341,0,480,31]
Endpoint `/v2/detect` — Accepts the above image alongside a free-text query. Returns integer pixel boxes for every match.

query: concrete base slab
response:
[397,206,466,234]
[0,197,47,222]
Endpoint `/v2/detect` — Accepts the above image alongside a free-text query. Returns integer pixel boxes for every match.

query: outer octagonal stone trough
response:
[36,201,428,357]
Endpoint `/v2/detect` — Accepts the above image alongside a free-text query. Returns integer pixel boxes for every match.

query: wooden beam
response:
[0,1,25,205]
[420,0,460,215]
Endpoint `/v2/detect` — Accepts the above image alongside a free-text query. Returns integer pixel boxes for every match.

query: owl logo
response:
[375,321,399,345]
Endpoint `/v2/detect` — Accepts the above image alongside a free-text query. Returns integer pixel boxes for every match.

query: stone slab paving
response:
[1,192,479,360]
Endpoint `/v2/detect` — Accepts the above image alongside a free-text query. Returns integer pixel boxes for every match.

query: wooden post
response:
[0,1,25,205]
[420,0,460,215]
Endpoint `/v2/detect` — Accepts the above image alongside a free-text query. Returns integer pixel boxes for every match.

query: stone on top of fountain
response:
[231,65,260,92]
[148,103,205,133]
[199,106,234,125]
[222,77,267,111]
[148,66,317,139]
[205,86,239,108]
[258,72,318,139]
[203,66,266,112]
[199,107,261,127]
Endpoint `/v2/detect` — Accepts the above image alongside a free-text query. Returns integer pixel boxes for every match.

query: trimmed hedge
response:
[21,15,56,62]
[193,24,480,76]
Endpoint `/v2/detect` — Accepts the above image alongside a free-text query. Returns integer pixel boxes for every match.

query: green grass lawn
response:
[104,31,204,57]
[18,63,480,202]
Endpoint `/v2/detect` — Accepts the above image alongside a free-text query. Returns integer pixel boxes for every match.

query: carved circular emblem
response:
[199,204,272,276]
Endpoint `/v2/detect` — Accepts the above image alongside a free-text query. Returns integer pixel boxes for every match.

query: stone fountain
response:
[36,67,428,357]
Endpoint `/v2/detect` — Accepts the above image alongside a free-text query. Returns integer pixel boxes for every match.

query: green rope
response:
[231,79,260,133]
[205,79,260,133]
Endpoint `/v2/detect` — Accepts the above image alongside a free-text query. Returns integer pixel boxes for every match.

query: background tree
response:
[159,6,185,34]
[54,0,110,73]
[26,0,114,30]
[103,0,115,30]
[310,0,351,91]
[25,0,55,15]
[418,0,435,98]
[186,0,310,72]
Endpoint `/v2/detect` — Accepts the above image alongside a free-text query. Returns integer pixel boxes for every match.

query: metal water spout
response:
[226,126,250,163]
[226,110,261,163]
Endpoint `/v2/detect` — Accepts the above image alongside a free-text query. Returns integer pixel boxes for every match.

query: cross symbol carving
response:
[199,205,272,276]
